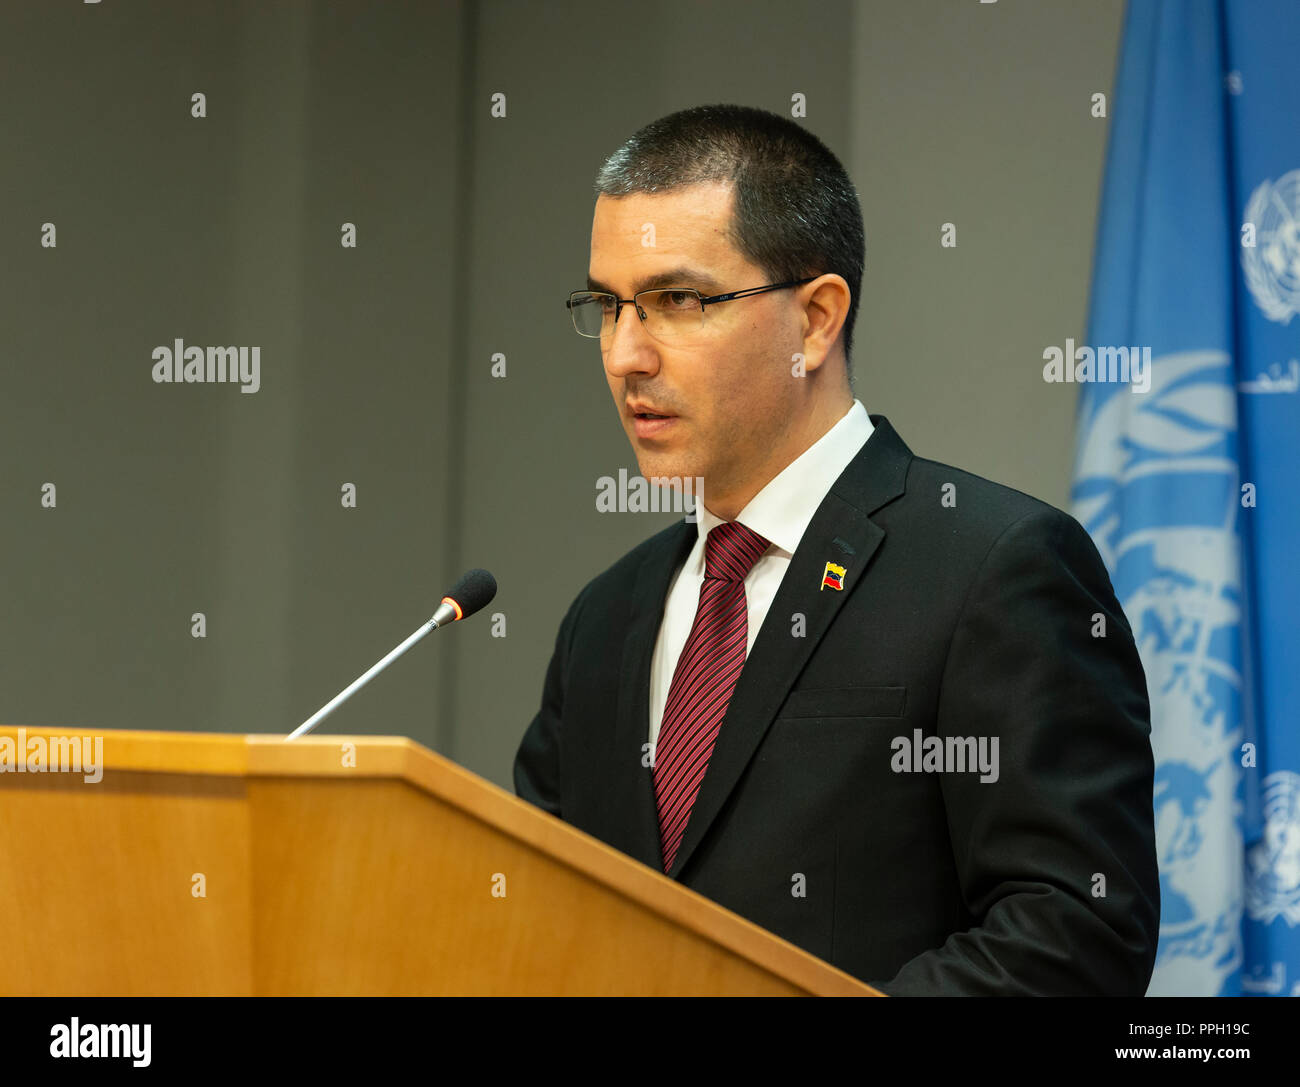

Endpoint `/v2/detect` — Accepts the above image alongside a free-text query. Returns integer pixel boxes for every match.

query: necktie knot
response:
[704,521,770,583]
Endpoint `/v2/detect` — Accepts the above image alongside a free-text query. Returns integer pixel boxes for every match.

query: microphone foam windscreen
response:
[445,568,497,619]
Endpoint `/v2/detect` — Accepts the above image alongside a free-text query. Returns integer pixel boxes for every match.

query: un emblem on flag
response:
[1242,169,1300,324]
[1245,770,1300,926]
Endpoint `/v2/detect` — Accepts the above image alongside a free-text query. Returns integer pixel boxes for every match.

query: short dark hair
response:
[594,104,865,376]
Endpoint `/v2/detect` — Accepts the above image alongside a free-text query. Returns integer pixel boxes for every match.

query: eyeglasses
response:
[566,276,818,346]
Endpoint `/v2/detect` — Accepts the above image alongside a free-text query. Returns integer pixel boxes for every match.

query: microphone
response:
[428,567,497,627]
[286,568,497,740]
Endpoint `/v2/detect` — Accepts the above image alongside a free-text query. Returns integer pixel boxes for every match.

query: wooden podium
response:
[0,727,879,996]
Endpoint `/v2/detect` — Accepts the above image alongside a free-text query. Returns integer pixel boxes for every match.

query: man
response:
[514,104,1159,995]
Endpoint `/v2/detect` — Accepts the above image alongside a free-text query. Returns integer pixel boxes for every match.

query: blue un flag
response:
[1072,0,1300,996]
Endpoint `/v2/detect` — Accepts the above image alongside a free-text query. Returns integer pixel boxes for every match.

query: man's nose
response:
[603,300,661,378]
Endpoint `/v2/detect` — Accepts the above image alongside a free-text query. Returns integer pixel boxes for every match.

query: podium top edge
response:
[0,726,422,778]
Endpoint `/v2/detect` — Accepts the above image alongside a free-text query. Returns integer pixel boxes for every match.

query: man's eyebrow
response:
[586,267,725,295]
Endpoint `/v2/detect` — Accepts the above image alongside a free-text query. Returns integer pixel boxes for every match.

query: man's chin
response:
[633,454,701,485]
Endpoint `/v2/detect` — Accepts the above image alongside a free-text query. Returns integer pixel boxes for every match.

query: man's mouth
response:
[628,399,675,419]
[631,410,677,439]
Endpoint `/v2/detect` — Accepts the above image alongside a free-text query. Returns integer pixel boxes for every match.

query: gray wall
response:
[0,0,1124,790]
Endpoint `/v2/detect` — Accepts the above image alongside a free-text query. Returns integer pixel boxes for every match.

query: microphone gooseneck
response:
[286,568,498,740]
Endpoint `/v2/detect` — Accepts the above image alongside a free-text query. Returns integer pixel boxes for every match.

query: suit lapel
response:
[665,415,913,879]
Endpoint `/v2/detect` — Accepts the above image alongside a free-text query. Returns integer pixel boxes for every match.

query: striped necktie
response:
[653,520,770,873]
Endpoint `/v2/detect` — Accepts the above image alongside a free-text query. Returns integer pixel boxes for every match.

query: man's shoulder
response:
[887,450,1109,598]
[853,415,1081,546]
[899,450,1081,542]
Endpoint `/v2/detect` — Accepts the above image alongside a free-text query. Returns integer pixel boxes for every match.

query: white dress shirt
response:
[648,399,876,747]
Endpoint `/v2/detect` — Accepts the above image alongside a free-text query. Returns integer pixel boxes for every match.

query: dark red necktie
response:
[654,520,770,873]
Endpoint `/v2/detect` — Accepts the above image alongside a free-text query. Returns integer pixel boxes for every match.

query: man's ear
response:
[799,274,851,374]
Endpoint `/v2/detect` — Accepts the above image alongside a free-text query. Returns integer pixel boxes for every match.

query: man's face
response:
[588,181,811,517]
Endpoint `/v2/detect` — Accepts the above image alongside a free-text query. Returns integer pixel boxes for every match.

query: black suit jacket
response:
[514,415,1159,995]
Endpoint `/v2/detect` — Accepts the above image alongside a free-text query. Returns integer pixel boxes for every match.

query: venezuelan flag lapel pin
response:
[821,561,847,591]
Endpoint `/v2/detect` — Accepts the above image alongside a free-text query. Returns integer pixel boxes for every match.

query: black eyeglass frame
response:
[566,276,820,339]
